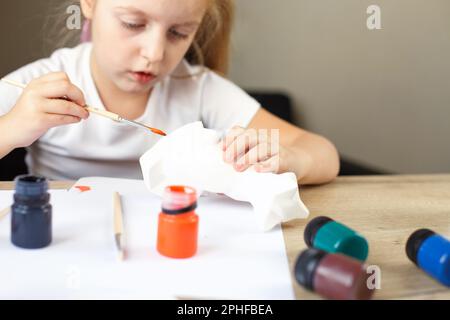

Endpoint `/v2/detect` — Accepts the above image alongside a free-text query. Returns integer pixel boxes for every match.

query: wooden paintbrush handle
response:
[113,192,124,234]
[85,106,121,122]
[0,206,10,221]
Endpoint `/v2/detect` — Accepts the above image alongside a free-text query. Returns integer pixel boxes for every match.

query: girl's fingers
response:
[36,80,86,107]
[29,72,70,86]
[254,155,281,174]
[45,113,82,127]
[40,72,70,83]
[221,126,245,151]
[43,99,89,119]
[224,128,260,163]
[234,142,273,172]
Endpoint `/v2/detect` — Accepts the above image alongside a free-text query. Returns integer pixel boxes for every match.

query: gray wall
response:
[1,0,449,174]
[0,0,77,75]
[230,0,450,173]
[0,1,50,75]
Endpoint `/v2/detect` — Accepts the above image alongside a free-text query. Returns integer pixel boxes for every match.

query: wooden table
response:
[1,175,449,300]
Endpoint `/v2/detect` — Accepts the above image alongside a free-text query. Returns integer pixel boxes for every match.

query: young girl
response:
[0,0,339,184]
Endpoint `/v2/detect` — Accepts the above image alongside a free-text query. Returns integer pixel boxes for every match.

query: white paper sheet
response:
[0,178,295,300]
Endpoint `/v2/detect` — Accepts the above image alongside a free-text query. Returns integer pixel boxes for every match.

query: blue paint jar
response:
[406,229,450,287]
[11,175,52,249]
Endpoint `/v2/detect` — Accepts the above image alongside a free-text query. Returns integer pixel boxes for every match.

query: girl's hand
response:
[3,72,89,148]
[220,125,291,174]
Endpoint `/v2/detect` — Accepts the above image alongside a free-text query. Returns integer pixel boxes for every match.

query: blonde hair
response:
[45,0,234,76]
[187,0,234,75]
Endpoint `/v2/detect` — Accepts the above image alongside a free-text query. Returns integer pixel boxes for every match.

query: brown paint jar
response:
[294,248,375,300]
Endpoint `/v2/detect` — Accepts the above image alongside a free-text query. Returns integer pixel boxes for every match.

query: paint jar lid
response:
[14,175,48,196]
[161,186,197,215]
[406,228,436,265]
[304,216,333,247]
[14,175,50,207]
[294,248,327,290]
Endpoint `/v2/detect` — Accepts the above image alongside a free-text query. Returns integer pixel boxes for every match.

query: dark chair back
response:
[247,91,385,175]
[0,148,28,180]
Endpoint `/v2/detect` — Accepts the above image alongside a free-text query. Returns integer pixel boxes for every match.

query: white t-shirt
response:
[0,43,260,180]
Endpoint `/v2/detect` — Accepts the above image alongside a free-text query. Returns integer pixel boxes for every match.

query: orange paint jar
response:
[157,186,199,259]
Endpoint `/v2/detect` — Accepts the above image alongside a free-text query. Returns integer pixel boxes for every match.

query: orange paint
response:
[157,186,199,259]
[74,185,91,193]
[150,128,167,136]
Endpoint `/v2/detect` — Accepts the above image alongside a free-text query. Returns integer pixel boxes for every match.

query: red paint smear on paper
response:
[74,185,91,193]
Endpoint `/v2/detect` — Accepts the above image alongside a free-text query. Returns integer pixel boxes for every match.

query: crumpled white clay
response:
[140,122,309,231]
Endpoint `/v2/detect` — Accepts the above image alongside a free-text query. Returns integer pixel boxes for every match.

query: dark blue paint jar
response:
[406,229,450,287]
[11,175,52,249]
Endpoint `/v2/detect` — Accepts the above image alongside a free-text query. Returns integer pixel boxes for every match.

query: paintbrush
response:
[0,78,167,137]
[113,191,126,261]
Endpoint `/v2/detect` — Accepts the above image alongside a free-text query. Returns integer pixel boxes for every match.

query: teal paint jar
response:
[304,216,369,261]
